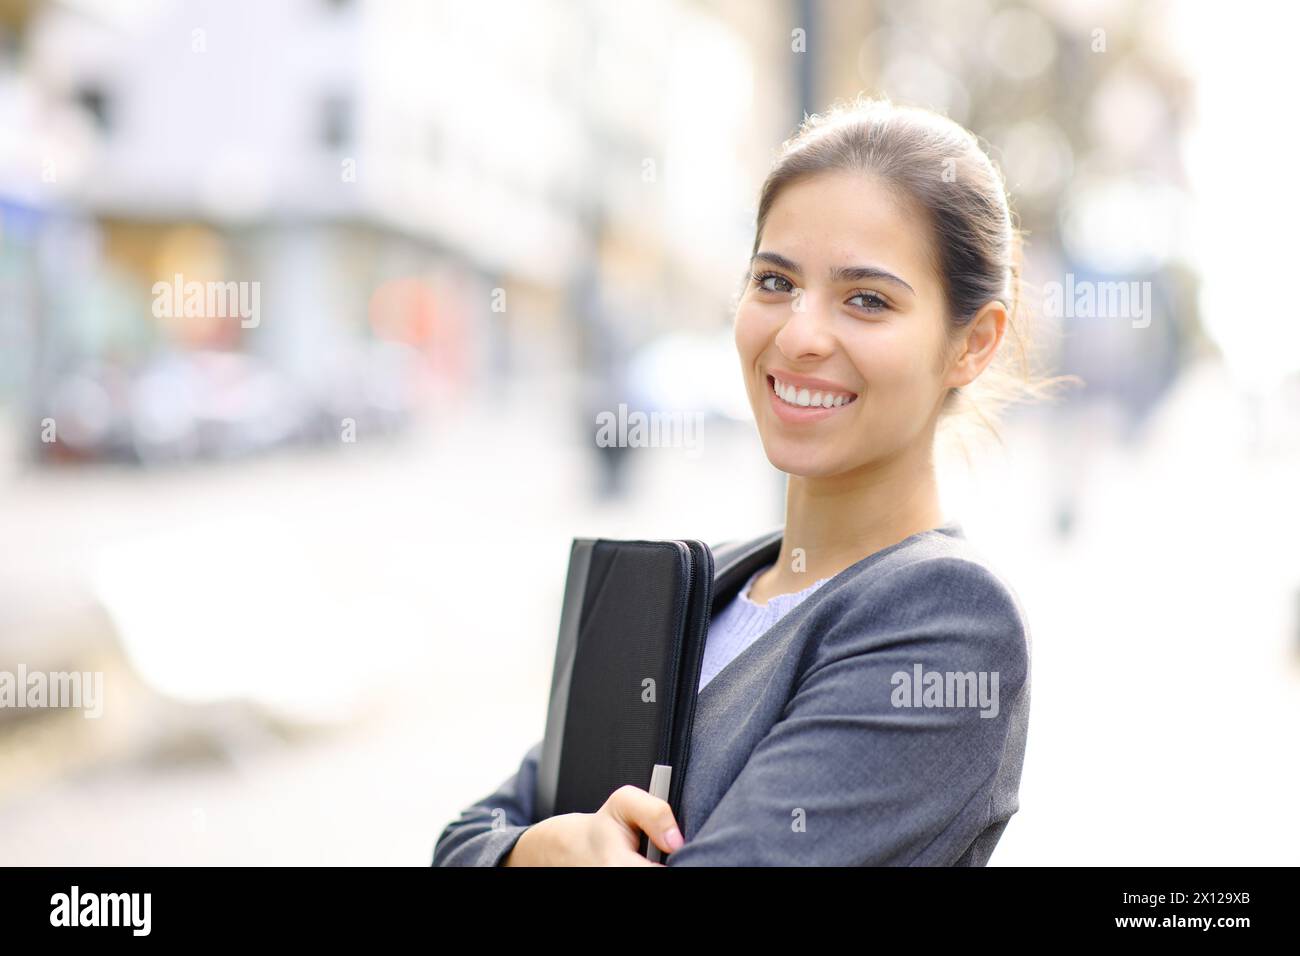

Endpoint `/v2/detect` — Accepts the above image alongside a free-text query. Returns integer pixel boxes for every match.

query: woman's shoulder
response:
[823,528,1032,670]
[861,526,1023,607]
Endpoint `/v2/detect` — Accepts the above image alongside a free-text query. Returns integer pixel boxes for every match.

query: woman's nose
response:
[774,290,837,360]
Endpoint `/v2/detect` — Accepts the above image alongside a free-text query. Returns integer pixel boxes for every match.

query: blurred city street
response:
[0,365,782,864]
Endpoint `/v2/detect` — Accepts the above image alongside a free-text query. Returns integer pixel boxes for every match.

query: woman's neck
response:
[754,442,946,602]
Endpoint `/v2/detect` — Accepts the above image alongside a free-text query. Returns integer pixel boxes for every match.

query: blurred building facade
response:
[0,0,806,466]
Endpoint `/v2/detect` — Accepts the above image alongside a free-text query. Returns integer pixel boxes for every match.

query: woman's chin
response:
[760,443,848,479]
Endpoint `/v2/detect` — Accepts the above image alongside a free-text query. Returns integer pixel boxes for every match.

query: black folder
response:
[535,537,714,857]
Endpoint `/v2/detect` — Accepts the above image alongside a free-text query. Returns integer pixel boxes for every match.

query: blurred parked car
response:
[34,341,429,466]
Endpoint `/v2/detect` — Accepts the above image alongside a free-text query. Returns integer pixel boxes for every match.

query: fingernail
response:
[665,826,684,851]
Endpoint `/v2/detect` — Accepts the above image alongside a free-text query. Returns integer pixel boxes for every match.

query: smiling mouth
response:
[767,374,859,409]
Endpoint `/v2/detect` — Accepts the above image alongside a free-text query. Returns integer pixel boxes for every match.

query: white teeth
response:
[770,376,856,409]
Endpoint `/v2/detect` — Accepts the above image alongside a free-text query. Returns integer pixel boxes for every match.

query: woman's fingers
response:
[601,785,686,858]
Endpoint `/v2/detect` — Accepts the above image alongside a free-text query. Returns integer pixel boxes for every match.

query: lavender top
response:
[697,564,830,692]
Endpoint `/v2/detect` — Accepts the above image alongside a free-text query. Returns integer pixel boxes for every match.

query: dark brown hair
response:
[747,93,1077,446]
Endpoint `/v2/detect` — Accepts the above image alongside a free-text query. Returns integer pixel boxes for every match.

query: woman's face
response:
[734,170,955,479]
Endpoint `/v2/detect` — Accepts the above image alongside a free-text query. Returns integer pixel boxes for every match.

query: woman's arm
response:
[665,556,1030,866]
[431,739,543,866]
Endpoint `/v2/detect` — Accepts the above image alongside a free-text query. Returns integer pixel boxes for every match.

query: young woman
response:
[434,95,1063,867]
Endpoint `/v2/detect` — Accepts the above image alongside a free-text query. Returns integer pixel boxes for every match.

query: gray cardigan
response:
[432,522,1031,866]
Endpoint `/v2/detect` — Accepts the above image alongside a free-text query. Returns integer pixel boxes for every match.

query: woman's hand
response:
[503,785,685,866]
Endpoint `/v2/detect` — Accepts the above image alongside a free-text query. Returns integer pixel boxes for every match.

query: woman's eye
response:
[850,291,889,312]
[753,272,793,294]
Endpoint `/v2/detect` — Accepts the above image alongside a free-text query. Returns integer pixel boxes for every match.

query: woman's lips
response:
[765,374,858,424]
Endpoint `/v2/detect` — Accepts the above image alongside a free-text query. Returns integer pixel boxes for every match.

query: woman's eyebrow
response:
[751,251,915,295]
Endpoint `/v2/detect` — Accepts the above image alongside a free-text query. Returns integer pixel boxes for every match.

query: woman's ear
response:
[944,300,1007,388]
